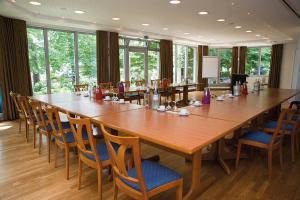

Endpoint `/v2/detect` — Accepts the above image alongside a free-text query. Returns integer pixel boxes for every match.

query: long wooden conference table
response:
[32,88,300,200]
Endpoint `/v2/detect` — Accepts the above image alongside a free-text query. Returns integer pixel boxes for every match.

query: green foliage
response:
[246,47,271,75]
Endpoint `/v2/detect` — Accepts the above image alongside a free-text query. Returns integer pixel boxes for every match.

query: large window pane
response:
[187,47,194,81]
[176,45,186,83]
[119,48,125,81]
[48,31,75,93]
[246,48,260,75]
[78,33,96,84]
[260,47,271,76]
[129,52,145,83]
[148,51,159,84]
[129,40,146,47]
[27,28,47,94]
[208,48,218,56]
[219,49,232,84]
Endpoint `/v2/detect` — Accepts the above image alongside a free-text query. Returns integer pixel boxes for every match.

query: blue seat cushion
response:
[84,142,126,161]
[122,160,182,191]
[265,120,293,131]
[58,126,88,143]
[241,131,277,144]
[42,121,71,132]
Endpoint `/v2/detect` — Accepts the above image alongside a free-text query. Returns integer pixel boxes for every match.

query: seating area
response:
[1,1,300,200]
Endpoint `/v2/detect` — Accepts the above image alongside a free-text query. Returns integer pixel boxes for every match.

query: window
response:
[173,44,196,83]
[27,28,47,94]
[208,48,232,84]
[27,27,96,94]
[119,37,160,85]
[246,47,271,76]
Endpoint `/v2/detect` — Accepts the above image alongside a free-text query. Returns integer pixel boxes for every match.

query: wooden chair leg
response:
[39,132,42,154]
[97,168,103,200]
[296,133,299,153]
[235,142,242,169]
[113,181,118,200]
[78,158,82,190]
[175,180,183,200]
[54,142,58,168]
[268,149,273,179]
[279,143,283,170]
[47,135,51,163]
[33,125,36,149]
[65,147,70,180]
[25,123,29,142]
[18,118,22,133]
[291,135,296,162]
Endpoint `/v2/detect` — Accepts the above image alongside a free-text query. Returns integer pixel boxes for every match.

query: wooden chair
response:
[74,84,89,92]
[151,79,161,88]
[10,91,25,133]
[135,80,146,87]
[18,96,37,147]
[29,100,53,162]
[99,82,112,90]
[264,103,300,162]
[45,108,88,179]
[67,116,119,199]
[236,109,292,179]
[100,124,183,200]
[122,81,131,87]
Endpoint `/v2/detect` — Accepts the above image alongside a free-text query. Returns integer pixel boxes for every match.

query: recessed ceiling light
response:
[74,10,85,14]
[184,32,190,35]
[29,1,41,5]
[112,17,120,21]
[217,19,225,22]
[198,11,208,15]
[142,23,149,26]
[11,0,16,2]
[163,27,168,31]
[256,34,261,37]
[235,26,242,29]
[263,37,269,39]
[169,0,181,4]
[246,30,252,33]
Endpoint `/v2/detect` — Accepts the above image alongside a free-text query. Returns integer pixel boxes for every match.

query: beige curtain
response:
[160,40,173,82]
[109,32,120,86]
[96,30,109,83]
[269,44,283,88]
[0,16,32,120]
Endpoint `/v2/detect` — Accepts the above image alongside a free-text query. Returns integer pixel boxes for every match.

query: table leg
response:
[184,150,215,200]
[217,139,231,175]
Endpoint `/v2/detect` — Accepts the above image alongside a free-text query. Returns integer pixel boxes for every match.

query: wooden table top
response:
[31,93,143,118]
[92,109,240,155]
[187,88,300,123]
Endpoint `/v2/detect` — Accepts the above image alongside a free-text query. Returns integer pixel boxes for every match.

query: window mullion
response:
[43,28,51,94]
[74,32,79,84]
[184,46,188,80]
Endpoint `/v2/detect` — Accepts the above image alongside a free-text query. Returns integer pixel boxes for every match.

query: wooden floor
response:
[0,120,300,200]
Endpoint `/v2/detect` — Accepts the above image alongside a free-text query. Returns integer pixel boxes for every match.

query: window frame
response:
[246,46,271,76]
[27,26,96,94]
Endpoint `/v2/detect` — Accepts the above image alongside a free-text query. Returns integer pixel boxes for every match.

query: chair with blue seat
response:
[264,107,300,162]
[67,116,125,199]
[236,109,291,179]
[45,107,88,179]
[100,124,183,200]
[29,100,52,162]
[10,92,25,134]
[18,96,38,147]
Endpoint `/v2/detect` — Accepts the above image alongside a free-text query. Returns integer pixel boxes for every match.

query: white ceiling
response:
[0,0,299,46]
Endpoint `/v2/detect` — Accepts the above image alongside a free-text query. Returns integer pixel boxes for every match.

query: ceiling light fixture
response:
[169,0,181,4]
[217,19,225,22]
[112,17,120,21]
[256,34,261,37]
[11,0,16,2]
[29,1,41,5]
[74,10,85,14]
[184,32,190,35]
[163,27,168,30]
[198,11,208,15]
[246,30,252,33]
[142,23,149,26]
[235,26,242,29]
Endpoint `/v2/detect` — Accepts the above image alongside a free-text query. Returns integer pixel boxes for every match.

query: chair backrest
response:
[122,81,131,87]
[270,109,295,146]
[10,91,22,113]
[45,107,69,141]
[29,100,47,129]
[67,116,101,164]
[135,80,146,87]
[18,96,35,123]
[74,84,89,92]
[100,124,147,195]
[151,79,161,87]
[99,82,112,89]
